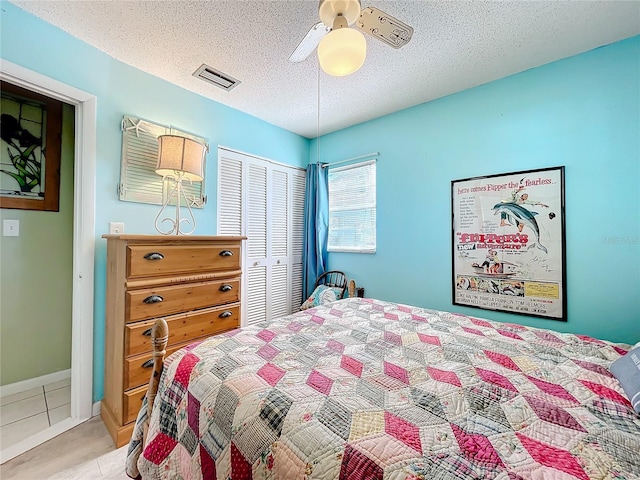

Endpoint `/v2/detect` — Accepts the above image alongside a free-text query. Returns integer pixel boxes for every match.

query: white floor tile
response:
[0,393,46,426]
[0,386,43,407]
[48,403,71,426]
[47,458,103,480]
[45,385,71,410]
[97,446,128,477]
[0,412,49,448]
[44,377,71,393]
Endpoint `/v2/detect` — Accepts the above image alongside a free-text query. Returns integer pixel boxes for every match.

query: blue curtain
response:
[302,163,329,299]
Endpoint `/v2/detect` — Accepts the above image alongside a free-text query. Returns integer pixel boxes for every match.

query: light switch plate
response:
[109,222,124,234]
[3,219,19,236]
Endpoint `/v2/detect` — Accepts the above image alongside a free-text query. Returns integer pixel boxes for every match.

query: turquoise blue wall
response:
[1,2,309,402]
[314,36,640,345]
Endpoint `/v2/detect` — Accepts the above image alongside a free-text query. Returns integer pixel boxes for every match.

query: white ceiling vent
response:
[193,64,240,91]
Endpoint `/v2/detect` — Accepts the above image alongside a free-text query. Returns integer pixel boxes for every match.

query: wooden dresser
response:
[100,235,245,447]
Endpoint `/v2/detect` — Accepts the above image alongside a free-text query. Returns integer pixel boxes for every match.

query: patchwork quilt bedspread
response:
[126,298,640,479]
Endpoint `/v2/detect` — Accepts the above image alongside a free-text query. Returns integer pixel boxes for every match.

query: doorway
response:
[0,61,96,463]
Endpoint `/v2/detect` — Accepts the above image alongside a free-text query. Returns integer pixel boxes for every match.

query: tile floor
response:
[0,378,71,449]
[1,416,129,479]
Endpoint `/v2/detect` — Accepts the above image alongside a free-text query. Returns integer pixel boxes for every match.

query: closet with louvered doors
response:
[217,148,306,325]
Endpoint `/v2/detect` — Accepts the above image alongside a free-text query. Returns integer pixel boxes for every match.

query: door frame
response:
[0,60,96,463]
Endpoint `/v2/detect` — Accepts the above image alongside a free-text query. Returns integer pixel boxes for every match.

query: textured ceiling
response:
[12,1,640,138]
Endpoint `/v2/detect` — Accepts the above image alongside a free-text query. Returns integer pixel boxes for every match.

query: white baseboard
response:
[92,401,101,417]
[0,369,71,398]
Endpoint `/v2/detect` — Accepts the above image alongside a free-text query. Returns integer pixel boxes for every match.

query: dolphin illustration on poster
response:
[492,202,547,253]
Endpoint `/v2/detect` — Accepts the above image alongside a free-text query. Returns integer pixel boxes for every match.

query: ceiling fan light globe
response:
[318,28,366,77]
[319,0,361,27]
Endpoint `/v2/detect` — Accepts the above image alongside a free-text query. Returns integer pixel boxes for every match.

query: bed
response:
[126,297,640,479]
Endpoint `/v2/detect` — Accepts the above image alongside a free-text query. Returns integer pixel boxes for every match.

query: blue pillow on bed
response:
[300,285,343,310]
[609,345,640,413]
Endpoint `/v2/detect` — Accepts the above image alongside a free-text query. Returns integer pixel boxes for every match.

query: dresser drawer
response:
[127,244,240,279]
[126,278,240,323]
[123,385,147,424]
[123,344,184,391]
[124,303,241,357]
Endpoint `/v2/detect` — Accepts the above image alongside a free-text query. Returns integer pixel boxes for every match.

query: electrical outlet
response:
[109,222,125,234]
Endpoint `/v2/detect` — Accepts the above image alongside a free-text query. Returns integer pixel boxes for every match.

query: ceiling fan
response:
[289,0,413,76]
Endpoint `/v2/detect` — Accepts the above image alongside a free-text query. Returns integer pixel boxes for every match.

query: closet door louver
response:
[218,148,306,326]
[246,163,268,325]
[269,169,289,320]
[290,170,306,312]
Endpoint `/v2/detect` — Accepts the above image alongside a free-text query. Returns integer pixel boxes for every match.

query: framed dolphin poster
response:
[451,166,566,320]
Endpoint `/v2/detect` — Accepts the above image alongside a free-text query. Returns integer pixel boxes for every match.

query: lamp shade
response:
[156,135,205,181]
[318,27,366,77]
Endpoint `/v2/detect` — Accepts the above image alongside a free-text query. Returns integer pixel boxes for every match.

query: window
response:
[328,160,376,253]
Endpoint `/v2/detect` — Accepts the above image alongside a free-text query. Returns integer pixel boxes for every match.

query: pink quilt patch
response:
[470,317,493,328]
[307,370,334,395]
[174,352,200,388]
[462,326,485,336]
[327,339,345,353]
[384,412,422,453]
[411,314,428,322]
[143,432,178,465]
[579,380,632,407]
[572,360,613,378]
[451,424,504,469]
[257,343,280,361]
[188,392,200,435]
[384,362,410,385]
[484,350,521,371]
[524,394,586,432]
[384,313,399,321]
[257,329,276,342]
[257,363,286,386]
[476,368,518,392]
[311,314,325,324]
[231,442,252,480]
[287,321,303,332]
[497,329,523,341]
[341,355,364,378]
[427,366,462,388]
[418,333,441,346]
[516,433,589,480]
[526,375,579,403]
[199,445,216,479]
[339,444,383,480]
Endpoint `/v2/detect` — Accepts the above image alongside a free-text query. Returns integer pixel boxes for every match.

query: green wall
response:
[0,103,75,386]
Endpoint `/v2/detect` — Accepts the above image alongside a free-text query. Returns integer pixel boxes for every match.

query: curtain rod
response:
[321,152,379,168]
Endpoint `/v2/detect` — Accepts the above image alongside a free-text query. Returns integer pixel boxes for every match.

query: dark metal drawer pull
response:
[219,250,233,257]
[219,311,233,318]
[219,284,233,292]
[143,295,163,304]
[142,328,152,336]
[143,252,164,260]
[141,359,154,368]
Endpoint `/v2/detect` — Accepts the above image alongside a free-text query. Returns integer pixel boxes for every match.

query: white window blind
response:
[328,160,376,253]
[119,115,207,207]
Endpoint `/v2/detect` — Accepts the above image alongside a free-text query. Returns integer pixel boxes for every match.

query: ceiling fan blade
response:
[356,6,413,49]
[289,22,331,62]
